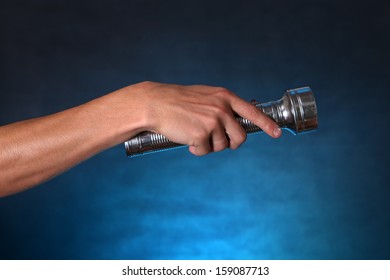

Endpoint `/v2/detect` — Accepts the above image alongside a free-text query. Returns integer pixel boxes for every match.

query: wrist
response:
[81,82,151,148]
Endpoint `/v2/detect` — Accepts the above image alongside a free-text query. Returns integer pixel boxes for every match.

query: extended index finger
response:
[228,93,282,138]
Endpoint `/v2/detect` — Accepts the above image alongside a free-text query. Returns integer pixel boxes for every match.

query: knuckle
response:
[214,87,232,98]
[211,106,229,122]
[229,130,247,150]
[237,130,247,143]
[192,129,209,144]
[213,138,229,152]
[230,141,240,150]
[248,104,261,118]
[190,145,210,156]
[207,117,220,130]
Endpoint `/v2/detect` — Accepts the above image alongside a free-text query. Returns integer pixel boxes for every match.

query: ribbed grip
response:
[124,132,183,157]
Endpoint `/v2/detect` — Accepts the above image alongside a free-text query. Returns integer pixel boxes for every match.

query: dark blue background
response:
[1,0,389,259]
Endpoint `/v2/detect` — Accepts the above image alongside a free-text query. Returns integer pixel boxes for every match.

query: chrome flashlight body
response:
[124,86,318,157]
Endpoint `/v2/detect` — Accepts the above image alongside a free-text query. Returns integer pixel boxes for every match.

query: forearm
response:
[0,83,147,197]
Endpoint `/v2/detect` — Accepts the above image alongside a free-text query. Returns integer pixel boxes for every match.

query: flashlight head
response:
[283,87,318,135]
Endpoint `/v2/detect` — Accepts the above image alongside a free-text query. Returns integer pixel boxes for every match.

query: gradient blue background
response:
[1,0,389,259]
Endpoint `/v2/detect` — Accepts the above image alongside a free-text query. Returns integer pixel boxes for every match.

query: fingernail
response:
[273,127,281,137]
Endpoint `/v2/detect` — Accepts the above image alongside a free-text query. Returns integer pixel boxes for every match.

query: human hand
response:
[129,82,281,156]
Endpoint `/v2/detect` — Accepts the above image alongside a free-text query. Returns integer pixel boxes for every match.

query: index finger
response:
[228,93,282,138]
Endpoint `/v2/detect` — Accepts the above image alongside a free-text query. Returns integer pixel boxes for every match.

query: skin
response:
[0,81,281,197]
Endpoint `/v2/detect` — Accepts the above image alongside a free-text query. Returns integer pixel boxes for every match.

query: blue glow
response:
[288,87,312,95]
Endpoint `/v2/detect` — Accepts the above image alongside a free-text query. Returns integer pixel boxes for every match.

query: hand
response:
[129,82,282,156]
